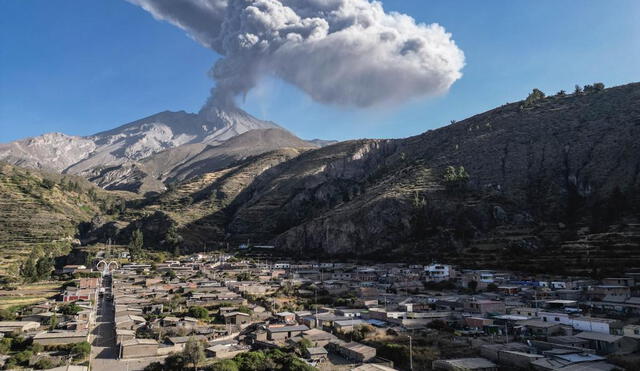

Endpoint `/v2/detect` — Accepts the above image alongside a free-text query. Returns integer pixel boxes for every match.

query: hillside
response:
[0,162,130,277]
[19,82,640,276]
[201,82,640,275]
[84,147,310,251]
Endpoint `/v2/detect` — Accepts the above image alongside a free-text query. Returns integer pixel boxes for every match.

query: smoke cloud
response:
[128,0,465,111]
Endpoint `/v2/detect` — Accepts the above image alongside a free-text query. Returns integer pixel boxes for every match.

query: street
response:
[90,274,167,371]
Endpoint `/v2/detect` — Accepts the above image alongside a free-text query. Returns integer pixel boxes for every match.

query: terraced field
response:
[0,162,129,278]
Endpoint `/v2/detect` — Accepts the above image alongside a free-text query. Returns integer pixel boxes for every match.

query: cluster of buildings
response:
[5,253,640,370]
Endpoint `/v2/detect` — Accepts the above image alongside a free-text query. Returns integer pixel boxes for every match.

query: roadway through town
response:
[90,274,166,371]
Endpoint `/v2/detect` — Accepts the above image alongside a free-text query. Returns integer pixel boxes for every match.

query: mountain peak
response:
[0,104,284,178]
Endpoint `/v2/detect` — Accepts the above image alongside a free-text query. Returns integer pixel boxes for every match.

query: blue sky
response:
[1,0,639,143]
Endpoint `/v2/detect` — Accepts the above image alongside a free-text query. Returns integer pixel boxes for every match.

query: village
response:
[0,250,639,371]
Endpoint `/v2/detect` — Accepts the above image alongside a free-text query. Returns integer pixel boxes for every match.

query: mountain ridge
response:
[0,105,328,192]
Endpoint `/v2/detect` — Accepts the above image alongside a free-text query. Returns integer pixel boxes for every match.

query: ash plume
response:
[128,0,465,114]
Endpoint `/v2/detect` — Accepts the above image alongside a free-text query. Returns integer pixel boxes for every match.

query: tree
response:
[129,229,144,261]
[165,224,183,251]
[71,341,91,360]
[0,309,16,321]
[468,280,478,292]
[234,351,269,371]
[556,90,566,97]
[164,270,177,280]
[183,336,205,370]
[522,88,545,108]
[210,359,240,371]
[188,306,209,320]
[143,361,164,371]
[574,84,582,94]
[49,313,58,331]
[20,256,38,282]
[34,357,54,369]
[59,302,82,315]
[164,354,187,370]
[36,255,54,280]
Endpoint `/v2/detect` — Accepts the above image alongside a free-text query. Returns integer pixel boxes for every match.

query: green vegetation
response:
[129,229,145,260]
[584,82,605,93]
[187,306,209,320]
[521,88,545,109]
[19,247,55,283]
[58,302,82,316]
[145,348,315,371]
[183,336,205,369]
[0,334,90,369]
[442,166,470,191]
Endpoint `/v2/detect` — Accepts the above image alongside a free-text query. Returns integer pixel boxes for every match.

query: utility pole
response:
[504,321,509,344]
[408,335,413,371]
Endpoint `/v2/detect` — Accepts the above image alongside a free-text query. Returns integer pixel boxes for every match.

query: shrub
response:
[71,341,90,360]
[521,88,545,108]
[187,306,209,320]
[209,359,240,371]
[443,166,470,191]
[34,358,55,369]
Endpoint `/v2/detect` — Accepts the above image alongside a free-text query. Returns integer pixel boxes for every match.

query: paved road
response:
[90,275,167,371]
[91,275,121,371]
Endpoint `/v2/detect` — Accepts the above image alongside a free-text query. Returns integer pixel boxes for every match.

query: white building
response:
[539,312,620,334]
[424,264,453,281]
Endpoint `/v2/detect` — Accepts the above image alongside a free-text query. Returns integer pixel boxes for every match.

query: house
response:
[622,324,640,339]
[115,329,136,344]
[464,299,506,315]
[432,357,498,371]
[115,314,146,330]
[0,321,40,333]
[575,331,637,355]
[304,347,328,363]
[275,311,296,324]
[299,328,336,347]
[519,320,562,338]
[33,330,89,345]
[602,277,634,287]
[335,319,366,332]
[166,336,207,351]
[328,340,376,362]
[530,353,616,371]
[119,338,159,359]
[267,325,309,341]
[538,312,621,335]
[62,265,86,274]
[545,335,590,348]
[206,341,250,359]
[425,264,453,282]
[63,289,96,303]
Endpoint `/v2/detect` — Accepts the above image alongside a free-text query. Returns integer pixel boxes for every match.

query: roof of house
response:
[335,319,366,327]
[520,319,562,328]
[268,325,309,333]
[575,331,623,343]
[306,347,328,355]
[436,357,497,369]
[121,338,158,346]
[34,330,88,339]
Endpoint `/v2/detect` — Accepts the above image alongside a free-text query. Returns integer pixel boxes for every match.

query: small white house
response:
[424,264,453,281]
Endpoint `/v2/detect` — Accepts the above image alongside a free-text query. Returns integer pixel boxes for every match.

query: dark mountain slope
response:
[213,83,640,274]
